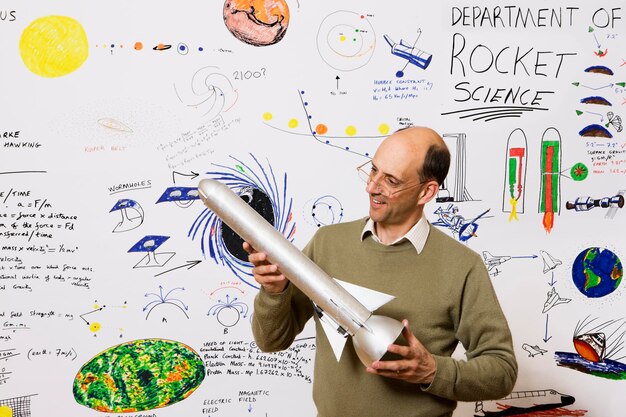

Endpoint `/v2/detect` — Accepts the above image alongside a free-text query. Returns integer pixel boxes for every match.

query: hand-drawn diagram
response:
[482,251,537,277]
[316,10,376,72]
[128,235,176,268]
[4,3,626,416]
[0,394,38,417]
[263,89,387,158]
[521,343,548,357]
[542,286,571,313]
[19,15,88,78]
[144,286,189,321]
[473,389,584,417]
[174,66,239,121]
[208,294,249,327]
[97,117,133,133]
[566,191,625,218]
[303,195,344,228]
[555,316,626,380]
[539,127,561,233]
[79,300,128,338]
[540,250,562,274]
[73,339,205,412]
[432,204,491,242]
[156,186,201,209]
[437,133,477,203]
[383,29,432,78]
[109,199,144,232]
[573,63,624,139]
[223,0,290,47]
[571,247,622,298]
[502,128,528,220]
[188,154,295,288]
[539,250,566,345]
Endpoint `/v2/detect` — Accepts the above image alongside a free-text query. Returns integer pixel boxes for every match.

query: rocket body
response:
[197,179,403,366]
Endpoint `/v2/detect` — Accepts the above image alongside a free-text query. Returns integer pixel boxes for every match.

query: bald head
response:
[381,126,450,185]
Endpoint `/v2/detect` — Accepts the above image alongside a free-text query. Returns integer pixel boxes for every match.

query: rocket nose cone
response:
[352,315,404,367]
[198,179,222,200]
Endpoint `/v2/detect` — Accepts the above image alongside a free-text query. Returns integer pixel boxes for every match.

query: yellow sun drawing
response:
[19,15,89,78]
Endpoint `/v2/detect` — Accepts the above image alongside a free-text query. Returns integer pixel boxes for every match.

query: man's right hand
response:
[243,242,289,294]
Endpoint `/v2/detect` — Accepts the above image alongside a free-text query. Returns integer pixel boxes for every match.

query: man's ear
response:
[417,181,440,205]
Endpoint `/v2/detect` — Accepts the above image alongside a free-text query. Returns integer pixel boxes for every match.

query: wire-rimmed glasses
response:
[356,161,426,197]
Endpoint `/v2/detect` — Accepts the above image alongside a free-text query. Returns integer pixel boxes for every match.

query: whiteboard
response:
[1,0,625,416]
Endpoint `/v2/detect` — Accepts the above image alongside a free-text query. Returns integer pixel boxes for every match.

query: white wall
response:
[1,1,625,416]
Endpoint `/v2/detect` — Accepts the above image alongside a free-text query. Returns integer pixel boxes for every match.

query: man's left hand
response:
[365,319,437,384]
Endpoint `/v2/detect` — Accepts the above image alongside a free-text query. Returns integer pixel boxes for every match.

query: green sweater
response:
[252,218,517,417]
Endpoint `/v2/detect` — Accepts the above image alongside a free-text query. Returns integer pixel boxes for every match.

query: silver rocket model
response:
[198,179,404,366]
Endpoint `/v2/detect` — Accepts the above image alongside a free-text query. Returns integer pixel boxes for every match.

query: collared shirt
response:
[360,215,430,253]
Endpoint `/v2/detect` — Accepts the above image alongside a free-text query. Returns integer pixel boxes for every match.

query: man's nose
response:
[365,176,382,194]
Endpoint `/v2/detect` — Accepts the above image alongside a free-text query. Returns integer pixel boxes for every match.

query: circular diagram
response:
[316,11,376,71]
[572,247,623,298]
[223,0,290,46]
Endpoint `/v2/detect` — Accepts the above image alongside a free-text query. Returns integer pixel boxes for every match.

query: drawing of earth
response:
[572,247,622,298]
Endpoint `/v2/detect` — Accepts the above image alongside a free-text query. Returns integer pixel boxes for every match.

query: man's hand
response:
[365,319,437,384]
[243,242,289,294]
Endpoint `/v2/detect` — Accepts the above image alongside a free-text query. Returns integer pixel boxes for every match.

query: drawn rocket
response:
[539,127,561,233]
[198,179,404,366]
[502,128,527,221]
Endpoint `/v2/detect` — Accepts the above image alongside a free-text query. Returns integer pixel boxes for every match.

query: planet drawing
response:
[572,247,622,298]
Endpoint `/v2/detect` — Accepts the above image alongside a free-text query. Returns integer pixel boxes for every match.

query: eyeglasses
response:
[356,161,426,197]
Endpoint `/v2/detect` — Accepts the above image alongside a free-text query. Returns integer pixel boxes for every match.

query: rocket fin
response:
[317,279,396,362]
[334,279,396,312]
[318,316,349,361]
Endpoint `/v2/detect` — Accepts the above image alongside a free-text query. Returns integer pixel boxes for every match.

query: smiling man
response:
[245,126,517,417]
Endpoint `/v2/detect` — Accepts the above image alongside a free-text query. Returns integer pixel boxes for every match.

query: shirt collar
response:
[361,216,430,253]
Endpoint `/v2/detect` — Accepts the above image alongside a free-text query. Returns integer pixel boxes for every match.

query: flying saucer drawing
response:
[156,187,200,208]
[128,235,175,268]
[110,199,144,232]
[188,154,295,288]
[316,10,376,72]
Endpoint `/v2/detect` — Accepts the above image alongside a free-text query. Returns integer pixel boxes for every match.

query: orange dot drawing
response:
[315,124,328,135]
